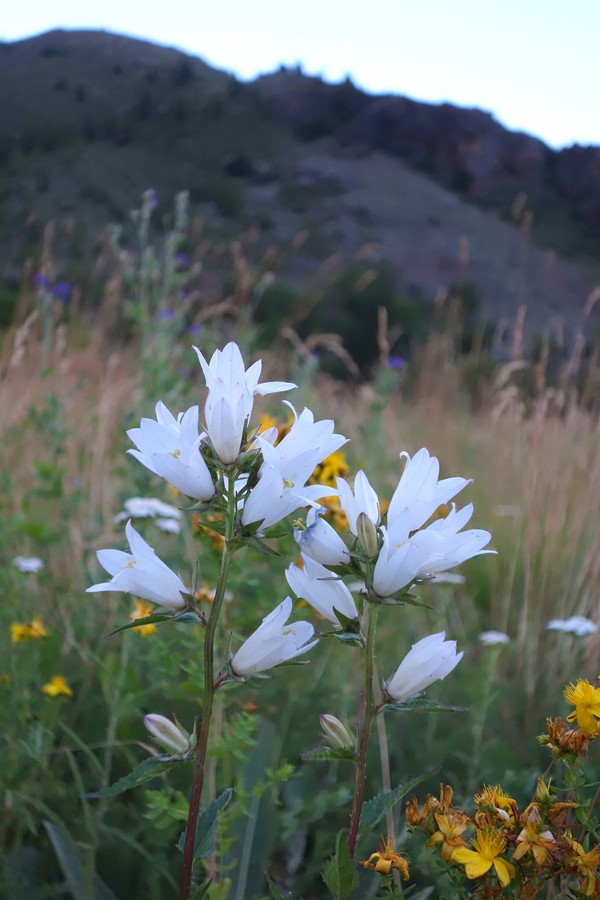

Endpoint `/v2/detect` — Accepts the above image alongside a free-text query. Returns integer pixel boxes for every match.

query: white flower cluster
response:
[87,342,492,692]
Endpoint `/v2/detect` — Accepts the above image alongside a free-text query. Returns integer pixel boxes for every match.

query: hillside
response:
[0,29,599,340]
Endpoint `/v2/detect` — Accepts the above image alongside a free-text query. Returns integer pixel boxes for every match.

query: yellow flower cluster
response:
[11,617,48,645]
[42,675,73,698]
[128,598,157,636]
[406,677,600,895]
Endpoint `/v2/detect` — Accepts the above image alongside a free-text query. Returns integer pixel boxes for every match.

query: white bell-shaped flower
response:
[286,554,358,626]
[127,402,215,502]
[387,448,471,533]
[230,597,317,677]
[294,507,350,566]
[373,504,493,599]
[86,520,189,609]
[385,632,463,702]
[194,342,295,464]
[336,470,380,536]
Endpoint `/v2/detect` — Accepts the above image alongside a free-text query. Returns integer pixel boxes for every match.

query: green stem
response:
[347,604,380,858]
[179,476,236,900]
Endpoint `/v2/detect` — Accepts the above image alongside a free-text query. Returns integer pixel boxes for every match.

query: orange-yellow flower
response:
[42,676,73,698]
[428,811,470,860]
[512,805,555,866]
[129,598,157,636]
[453,827,515,888]
[362,835,409,879]
[565,833,600,896]
[474,784,516,826]
[564,679,600,735]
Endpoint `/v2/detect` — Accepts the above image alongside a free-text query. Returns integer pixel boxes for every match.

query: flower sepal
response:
[301,745,356,763]
[365,585,432,609]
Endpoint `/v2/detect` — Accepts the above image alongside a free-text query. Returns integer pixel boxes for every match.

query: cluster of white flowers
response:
[294,448,492,604]
[88,341,493,695]
[546,616,598,637]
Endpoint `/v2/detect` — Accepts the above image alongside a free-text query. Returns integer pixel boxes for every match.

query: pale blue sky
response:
[3,0,598,148]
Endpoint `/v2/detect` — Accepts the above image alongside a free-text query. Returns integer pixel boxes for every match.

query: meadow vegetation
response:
[1,197,600,899]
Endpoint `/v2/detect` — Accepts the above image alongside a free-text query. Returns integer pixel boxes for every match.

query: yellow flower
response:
[453,828,515,888]
[474,784,516,826]
[11,622,31,645]
[42,676,73,698]
[11,618,49,645]
[313,449,349,487]
[512,805,555,866]
[28,617,49,638]
[564,679,600,735]
[565,833,600,896]
[257,413,277,434]
[129,598,157,636]
[362,835,409,879]
[428,811,470,861]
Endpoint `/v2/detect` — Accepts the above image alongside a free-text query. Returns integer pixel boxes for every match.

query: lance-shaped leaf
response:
[102,609,203,639]
[322,829,359,899]
[358,771,437,839]
[83,755,184,799]
[176,787,235,863]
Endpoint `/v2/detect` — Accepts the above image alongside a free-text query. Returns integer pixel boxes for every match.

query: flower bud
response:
[356,512,378,558]
[320,714,355,750]
[144,714,192,757]
[534,777,551,805]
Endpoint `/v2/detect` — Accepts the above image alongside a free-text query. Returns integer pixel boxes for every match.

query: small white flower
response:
[194,342,295,464]
[114,497,181,524]
[286,554,358,626]
[127,402,215,501]
[429,572,466,585]
[155,518,181,534]
[546,616,598,637]
[385,632,463,702]
[230,597,317,677]
[12,556,44,573]
[86,520,190,609]
[144,714,192,756]
[336,470,380,536]
[294,507,350,566]
[479,630,510,645]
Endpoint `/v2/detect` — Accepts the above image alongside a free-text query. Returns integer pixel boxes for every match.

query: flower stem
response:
[347,604,380,858]
[179,477,235,900]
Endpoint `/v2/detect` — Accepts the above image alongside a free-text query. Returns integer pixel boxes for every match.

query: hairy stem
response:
[179,477,235,900]
[347,604,380,858]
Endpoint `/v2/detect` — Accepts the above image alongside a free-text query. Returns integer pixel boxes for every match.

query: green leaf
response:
[102,609,203,638]
[322,829,359,899]
[82,755,183,799]
[358,771,437,839]
[176,787,235,862]
[301,747,355,763]
[265,871,294,899]
[44,820,119,900]
[380,697,467,714]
